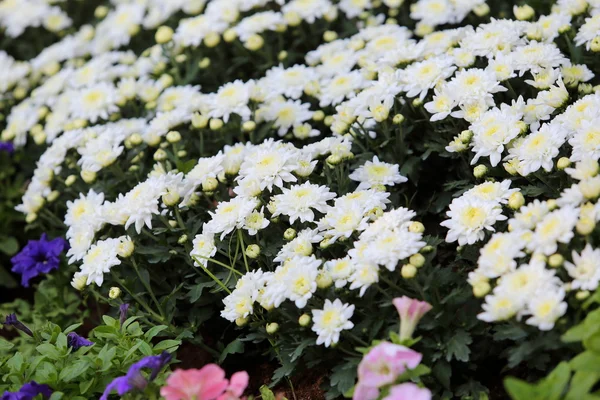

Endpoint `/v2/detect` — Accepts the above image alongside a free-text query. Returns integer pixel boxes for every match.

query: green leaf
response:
[571,351,600,372]
[290,338,314,363]
[219,339,244,363]
[153,339,181,353]
[329,361,358,398]
[541,362,571,400]
[0,237,18,255]
[36,343,61,360]
[446,330,472,362]
[505,377,537,400]
[0,337,14,352]
[56,333,68,350]
[259,385,277,400]
[63,323,83,334]
[145,325,168,341]
[59,360,89,382]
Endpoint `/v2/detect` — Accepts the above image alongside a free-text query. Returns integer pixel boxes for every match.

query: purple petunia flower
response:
[11,234,68,287]
[1,381,52,400]
[0,142,14,153]
[67,332,94,350]
[100,352,172,400]
[119,303,130,327]
[3,314,33,337]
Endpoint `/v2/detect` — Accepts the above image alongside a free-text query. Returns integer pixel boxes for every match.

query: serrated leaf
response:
[219,339,244,363]
[446,330,472,362]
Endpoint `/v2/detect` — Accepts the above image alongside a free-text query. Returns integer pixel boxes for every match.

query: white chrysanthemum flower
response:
[261,99,314,136]
[495,262,560,304]
[565,244,600,291]
[318,203,370,242]
[565,158,600,181]
[264,64,317,99]
[275,229,323,262]
[527,206,579,255]
[506,123,566,176]
[319,71,364,107]
[204,197,260,240]
[237,141,300,191]
[70,83,119,123]
[470,106,523,166]
[284,255,321,308]
[477,232,525,278]
[399,56,456,101]
[79,238,122,286]
[190,233,217,267]
[272,182,336,224]
[364,229,425,271]
[446,68,506,106]
[464,180,518,204]
[65,190,105,231]
[208,80,253,122]
[569,119,600,162]
[478,290,524,323]
[509,199,550,231]
[243,209,270,235]
[325,257,356,288]
[311,298,355,347]
[349,156,407,190]
[221,288,256,322]
[525,289,567,331]
[348,262,379,297]
[441,196,507,245]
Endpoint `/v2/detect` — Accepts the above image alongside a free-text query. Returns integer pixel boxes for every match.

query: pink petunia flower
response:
[392,296,432,341]
[160,365,229,400]
[383,382,432,400]
[353,342,422,400]
[218,371,249,400]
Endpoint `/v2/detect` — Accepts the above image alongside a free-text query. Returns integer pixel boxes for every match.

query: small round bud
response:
[458,130,473,143]
[155,26,174,44]
[514,4,534,20]
[576,290,591,300]
[244,34,264,51]
[242,121,256,132]
[278,50,288,61]
[473,3,490,16]
[473,164,488,179]
[557,157,571,170]
[319,237,332,249]
[579,83,593,95]
[109,287,121,299]
[153,149,167,161]
[401,264,417,279]
[298,314,311,327]
[266,322,279,334]
[175,54,187,63]
[409,221,425,234]
[168,220,178,228]
[576,218,595,236]
[392,114,405,125]
[316,270,333,289]
[245,244,261,259]
[591,37,600,52]
[192,112,208,129]
[204,32,221,48]
[117,239,135,258]
[411,98,423,107]
[166,130,181,143]
[323,115,334,127]
[312,110,325,121]
[420,245,434,253]
[235,317,248,327]
[81,170,97,184]
[209,118,224,130]
[548,253,564,268]
[13,87,27,100]
[473,282,491,298]
[223,29,237,42]
[508,192,525,210]
[162,191,180,206]
[25,213,38,224]
[198,57,211,69]
[326,154,342,166]
[47,190,60,203]
[65,175,77,187]
[284,228,297,241]
[409,253,425,268]
[202,177,219,192]
[71,274,87,291]
[175,235,188,246]
[323,30,338,42]
[94,5,109,18]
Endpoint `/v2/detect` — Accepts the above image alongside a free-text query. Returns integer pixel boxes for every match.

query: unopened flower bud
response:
[202,177,218,192]
[548,253,564,268]
[401,264,417,279]
[235,317,248,327]
[204,32,221,48]
[409,221,425,233]
[242,121,256,132]
[316,270,333,289]
[223,29,237,42]
[244,34,264,51]
[166,130,181,143]
[117,239,135,258]
[153,149,167,161]
[47,190,60,203]
[319,237,332,249]
[71,274,87,291]
[81,170,97,183]
[579,83,593,95]
[421,245,434,253]
[473,282,491,298]
[155,26,173,44]
[514,4,534,20]
[109,287,121,299]
[266,322,279,334]
[557,157,571,170]
[473,164,488,178]
[591,37,600,52]
[576,218,595,236]
[284,228,297,241]
[409,253,425,268]
[323,30,338,42]
[411,98,423,107]
[326,154,342,166]
[392,114,405,125]
[299,314,311,327]
[192,113,208,129]
[576,290,591,300]
[162,191,180,206]
[198,57,211,69]
[508,192,525,210]
[65,175,77,187]
[580,178,600,199]
[245,244,261,259]
[323,115,334,126]
[95,5,109,18]
[209,118,223,130]
[25,213,37,224]
[278,50,288,61]
[312,110,325,121]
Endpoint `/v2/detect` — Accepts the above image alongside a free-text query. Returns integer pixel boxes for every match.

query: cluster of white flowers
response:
[0,0,72,38]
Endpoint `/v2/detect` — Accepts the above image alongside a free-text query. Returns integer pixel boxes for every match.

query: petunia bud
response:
[392,296,432,341]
